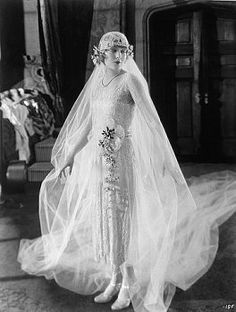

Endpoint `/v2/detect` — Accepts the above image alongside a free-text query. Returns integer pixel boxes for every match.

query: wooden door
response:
[148,2,236,161]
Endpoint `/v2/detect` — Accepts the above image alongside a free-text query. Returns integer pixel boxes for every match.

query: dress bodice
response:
[91,73,135,136]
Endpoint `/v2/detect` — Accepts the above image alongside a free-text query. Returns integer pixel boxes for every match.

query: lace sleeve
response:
[64,112,92,165]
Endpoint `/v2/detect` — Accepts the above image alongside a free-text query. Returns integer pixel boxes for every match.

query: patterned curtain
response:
[37,0,64,125]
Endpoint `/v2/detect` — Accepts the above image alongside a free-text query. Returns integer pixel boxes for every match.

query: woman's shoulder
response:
[125,72,144,91]
[124,71,135,81]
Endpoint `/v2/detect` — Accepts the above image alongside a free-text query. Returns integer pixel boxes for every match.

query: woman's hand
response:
[58,160,73,180]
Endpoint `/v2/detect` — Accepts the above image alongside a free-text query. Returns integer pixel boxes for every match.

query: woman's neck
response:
[104,68,122,80]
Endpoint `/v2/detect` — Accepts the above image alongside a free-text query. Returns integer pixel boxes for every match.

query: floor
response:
[0,163,235,312]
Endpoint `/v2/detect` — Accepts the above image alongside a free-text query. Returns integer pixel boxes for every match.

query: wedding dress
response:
[18,58,236,312]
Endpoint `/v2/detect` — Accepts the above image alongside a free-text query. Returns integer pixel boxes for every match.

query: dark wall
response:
[0,0,25,91]
[58,0,94,115]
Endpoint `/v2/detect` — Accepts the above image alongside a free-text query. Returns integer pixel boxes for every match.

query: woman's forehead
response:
[107,45,127,51]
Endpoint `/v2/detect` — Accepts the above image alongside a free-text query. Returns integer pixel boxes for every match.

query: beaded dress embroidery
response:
[91,73,135,265]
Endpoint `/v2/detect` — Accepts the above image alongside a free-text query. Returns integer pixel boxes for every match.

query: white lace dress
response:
[90,73,135,266]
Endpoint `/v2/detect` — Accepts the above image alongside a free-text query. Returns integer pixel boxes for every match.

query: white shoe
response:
[94,283,121,304]
[111,285,131,310]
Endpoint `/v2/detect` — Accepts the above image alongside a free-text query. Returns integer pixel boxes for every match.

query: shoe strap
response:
[110,282,122,288]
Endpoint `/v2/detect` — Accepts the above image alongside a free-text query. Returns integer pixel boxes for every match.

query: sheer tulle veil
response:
[18,34,236,312]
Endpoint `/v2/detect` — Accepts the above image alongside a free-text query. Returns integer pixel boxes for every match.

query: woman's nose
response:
[115,51,121,59]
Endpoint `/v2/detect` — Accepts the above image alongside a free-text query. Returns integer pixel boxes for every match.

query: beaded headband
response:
[91,31,134,65]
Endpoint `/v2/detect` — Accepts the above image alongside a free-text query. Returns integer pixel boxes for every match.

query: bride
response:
[18,32,236,312]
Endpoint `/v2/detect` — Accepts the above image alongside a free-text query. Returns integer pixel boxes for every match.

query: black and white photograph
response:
[0,0,235,311]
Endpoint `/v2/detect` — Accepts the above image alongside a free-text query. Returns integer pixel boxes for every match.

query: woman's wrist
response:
[61,156,73,170]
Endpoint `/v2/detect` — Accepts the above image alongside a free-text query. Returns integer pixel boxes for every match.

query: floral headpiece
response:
[91,31,134,65]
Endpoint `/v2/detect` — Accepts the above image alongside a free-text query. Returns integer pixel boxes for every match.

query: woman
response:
[18,32,236,312]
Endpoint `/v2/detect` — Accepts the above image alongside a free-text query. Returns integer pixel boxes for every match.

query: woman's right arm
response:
[59,113,92,177]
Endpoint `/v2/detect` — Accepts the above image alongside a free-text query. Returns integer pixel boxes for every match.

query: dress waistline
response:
[88,129,132,141]
[125,130,132,138]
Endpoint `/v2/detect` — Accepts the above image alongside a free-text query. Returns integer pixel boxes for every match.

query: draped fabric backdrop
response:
[0,0,25,91]
[37,0,64,125]
[58,0,94,116]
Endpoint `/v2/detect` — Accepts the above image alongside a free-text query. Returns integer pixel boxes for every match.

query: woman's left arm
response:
[127,73,183,184]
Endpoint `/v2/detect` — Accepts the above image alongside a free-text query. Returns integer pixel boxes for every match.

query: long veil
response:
[123,58,236,311]
[18,57,236,312]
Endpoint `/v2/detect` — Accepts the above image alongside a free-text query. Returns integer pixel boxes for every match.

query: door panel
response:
[176,81,193,154]
[202,7,236,159]
[149,10,198,157]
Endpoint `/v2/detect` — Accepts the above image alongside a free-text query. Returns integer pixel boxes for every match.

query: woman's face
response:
[104,46,127,71]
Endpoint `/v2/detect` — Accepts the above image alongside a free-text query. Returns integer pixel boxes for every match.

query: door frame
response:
[143,0,234,86]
